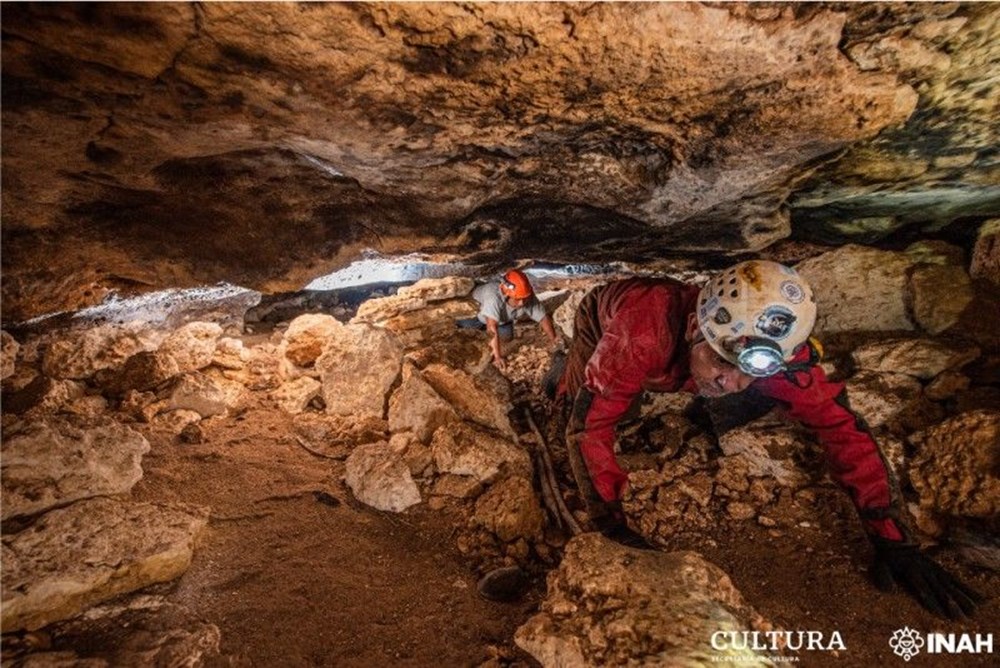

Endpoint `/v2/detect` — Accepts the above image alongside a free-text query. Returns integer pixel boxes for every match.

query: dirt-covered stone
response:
[282,314,342,368]
[388,368,458,443]
[431,421,532,483]
[344,441,422,512]
[316,324,403,420]
[851,338,980,379]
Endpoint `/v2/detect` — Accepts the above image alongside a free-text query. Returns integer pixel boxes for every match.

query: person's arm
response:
[539,314,561,348]
[756,363,981,618]
[484,317,505,370]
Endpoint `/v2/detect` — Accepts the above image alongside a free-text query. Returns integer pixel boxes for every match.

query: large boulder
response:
[431,421,532,483]
[270,376,322,415]
[316,324,403,419]
[387,368,458,443]
[515,534,770,667]
[1,498,208,632]
[552,290,588,339]
[344,441,422,512]
[282,313,343,367]
[42,323,163,380]
[909,410,1000,519]
[421,364,514,437]
[353,277,476,323]
[154,371,248,419]
[851,338,980,379]
[1,417,150,521]
[795,245,915,334]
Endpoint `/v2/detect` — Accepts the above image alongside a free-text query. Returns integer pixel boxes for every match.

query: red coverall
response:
[559,277,904,542]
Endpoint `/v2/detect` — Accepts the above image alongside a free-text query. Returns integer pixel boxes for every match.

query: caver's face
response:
[685,314,755,398]
[505,296,526,309]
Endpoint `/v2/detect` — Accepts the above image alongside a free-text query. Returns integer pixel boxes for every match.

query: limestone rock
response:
[387,369,458,443]
[212,337,248,370]
[431,421,532,483]
[354,277,476,324]
[796,245,914,334]
[471,476,544,543]
[971,219,1000,286]
[159,371,248,419]
[316,324,403,419]
[1,417,150,521]
[851,338,980,379]
[372,300,480,347]
[909,410,1000,519]
[1,498,208,632]
[283,314,343,367]
[925,370,970,401]
[99,350,180,395]
[907,263,974,335]
[156,321,222,374]
[2,376,87,416]
[404,332,491,373]
[552,290,588,339]
[344,442,422,512]
[717,422,810,488]
[270,376,322,415]
[42,323,163,380]
[151,409,203,435]
[515,534,769,667]
[432,474,483,499]
[223,343,285,391]
[422,364,514,437]
[2,330,19,380]
[844,371,923,428]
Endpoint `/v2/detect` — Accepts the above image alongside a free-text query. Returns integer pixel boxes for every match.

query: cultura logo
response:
[889,627,924,662]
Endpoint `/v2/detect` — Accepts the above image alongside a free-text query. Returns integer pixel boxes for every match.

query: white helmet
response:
[696,260,817,377]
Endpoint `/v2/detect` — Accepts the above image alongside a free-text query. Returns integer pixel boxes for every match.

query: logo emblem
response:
[713,307,732,325]
[780,280,805,304]
[755,305,796,340]
[890,627,924,662]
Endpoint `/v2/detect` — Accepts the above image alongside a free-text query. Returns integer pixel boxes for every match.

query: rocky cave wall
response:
[2,2,998,322]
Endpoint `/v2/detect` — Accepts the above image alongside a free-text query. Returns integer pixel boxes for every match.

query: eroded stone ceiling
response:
[2,2,998,321]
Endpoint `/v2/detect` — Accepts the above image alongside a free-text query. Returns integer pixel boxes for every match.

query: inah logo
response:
[889,627,924,661]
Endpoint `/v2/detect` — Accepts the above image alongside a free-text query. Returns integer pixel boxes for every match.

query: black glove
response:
[592,503,655,551]
[871,537,983,619]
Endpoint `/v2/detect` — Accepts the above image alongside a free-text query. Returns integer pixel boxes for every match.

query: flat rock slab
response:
[515,533,771,666]
[1,417,150,521]
[1,498,209,632]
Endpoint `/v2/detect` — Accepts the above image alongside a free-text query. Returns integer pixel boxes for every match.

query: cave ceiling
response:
[1,2,998,321]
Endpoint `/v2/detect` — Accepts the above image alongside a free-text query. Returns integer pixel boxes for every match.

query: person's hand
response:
[871,537,983,619]
[493,355,507,372]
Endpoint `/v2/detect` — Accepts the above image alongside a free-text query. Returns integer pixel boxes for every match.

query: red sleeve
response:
[755,364,905,542]
[578,288,674,502]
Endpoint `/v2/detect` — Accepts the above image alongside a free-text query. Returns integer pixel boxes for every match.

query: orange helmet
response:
[499,269,533,299]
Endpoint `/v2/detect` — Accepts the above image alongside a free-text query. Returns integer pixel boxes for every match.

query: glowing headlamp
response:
[729,337,786,378]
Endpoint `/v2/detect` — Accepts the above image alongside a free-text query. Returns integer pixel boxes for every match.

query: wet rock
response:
[270,376,322,415]
[344,441,422,512]
[851,338,979,379]
[316,324,403,420]
[844,371,923,428]
[796,245,914,334]
[971,219,1000,286]
[212,336,248,370]
[2,330,19,380]
[909,410,1000,519]
[422,363,514,437]
[431,421,532,483]
[42,323,163,380]
[471,476,544,543]
[387,368,458,443]
[282,313,342,367]
[515,534,769,666]
[1,498,208,632]
[908,263,974,335]
[1,417,150,521]
[156,321,223,374]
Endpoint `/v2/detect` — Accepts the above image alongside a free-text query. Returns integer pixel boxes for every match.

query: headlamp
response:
[730,337,786,378]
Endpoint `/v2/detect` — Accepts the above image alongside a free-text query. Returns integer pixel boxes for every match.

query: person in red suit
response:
[553,260,980,619]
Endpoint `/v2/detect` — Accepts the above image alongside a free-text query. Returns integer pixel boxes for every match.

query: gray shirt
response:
[472,281,547,325]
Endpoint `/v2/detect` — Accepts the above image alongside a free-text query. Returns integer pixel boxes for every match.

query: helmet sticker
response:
[780,280,805,304]
[730,321,745,335]
[703,325,718,341]
[699,295,719,320]
[755,305,796,340]
[713,307,732,325]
